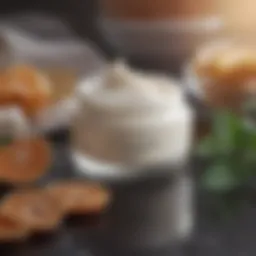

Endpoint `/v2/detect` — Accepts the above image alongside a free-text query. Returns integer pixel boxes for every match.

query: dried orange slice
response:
[0,189,63,232]
[194,44,256,108]
[2,65,52,117]
[0,214,30,242]
[0,138,51,184]
[47,181,111,215]
[0,73,17,106]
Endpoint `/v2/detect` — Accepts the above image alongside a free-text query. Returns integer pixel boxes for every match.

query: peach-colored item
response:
[47,181,111,215]
[0,214,30,242]
[0,189,63,232]
[0,138,51,184]
[100,0,218,20]
[2,65,52,117]
[193,44,256,108]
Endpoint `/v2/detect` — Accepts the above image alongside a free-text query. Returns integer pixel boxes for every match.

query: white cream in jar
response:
[72,62,194,176]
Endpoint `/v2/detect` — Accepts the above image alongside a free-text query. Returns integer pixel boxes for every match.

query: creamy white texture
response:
[73,63,194,170]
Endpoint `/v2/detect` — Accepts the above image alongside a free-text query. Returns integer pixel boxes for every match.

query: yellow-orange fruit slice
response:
[0,138,51,184]
[0,189,63,232]
[0,72,17,105]
[2,65,52,117]
[0,214,30,242]
[47,181,111,215]
[194,44,256,108]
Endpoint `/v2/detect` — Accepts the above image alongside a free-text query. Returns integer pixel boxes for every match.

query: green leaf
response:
[246,127,256,150]
[211,111,242,155]
[201,163,240,192]
[197,137,216,158]
[198,109,256,195]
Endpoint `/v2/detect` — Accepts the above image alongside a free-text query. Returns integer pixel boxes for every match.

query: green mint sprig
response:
[198,108,256,193]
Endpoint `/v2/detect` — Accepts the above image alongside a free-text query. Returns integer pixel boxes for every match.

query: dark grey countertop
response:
[0,140,255,256]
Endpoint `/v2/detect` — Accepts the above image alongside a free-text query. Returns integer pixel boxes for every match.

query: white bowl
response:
[99,17,224,67]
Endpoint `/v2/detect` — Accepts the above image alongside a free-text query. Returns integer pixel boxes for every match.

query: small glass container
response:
[70,64,195,254]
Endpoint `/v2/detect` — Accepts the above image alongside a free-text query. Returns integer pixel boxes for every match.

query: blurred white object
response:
[0,13,106,74]
[0,107,31,139]
[99,17,223,69]
[0,13,106,132]
[71,62,194,180]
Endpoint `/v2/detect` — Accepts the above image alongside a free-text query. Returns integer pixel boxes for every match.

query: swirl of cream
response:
[72,62,194,171]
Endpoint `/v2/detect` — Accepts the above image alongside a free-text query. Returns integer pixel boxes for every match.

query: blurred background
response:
[0,0,224,64]
[2,0,253,71]
[0,0,103,49]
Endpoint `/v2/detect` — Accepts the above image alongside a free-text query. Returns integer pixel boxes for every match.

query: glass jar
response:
[70,64,195,254]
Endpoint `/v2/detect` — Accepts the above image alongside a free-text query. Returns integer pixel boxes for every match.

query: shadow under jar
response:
[86,167,194,256]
